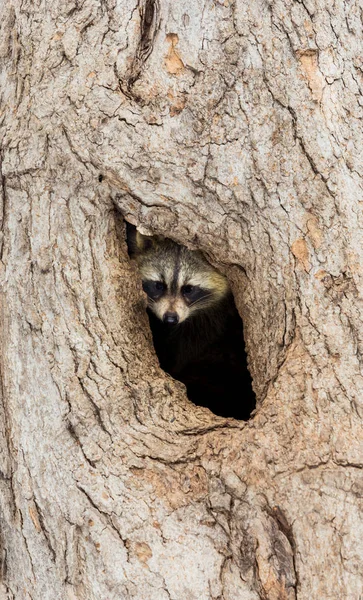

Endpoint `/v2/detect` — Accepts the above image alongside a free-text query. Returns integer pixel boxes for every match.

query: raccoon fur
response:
[128,226,255,420]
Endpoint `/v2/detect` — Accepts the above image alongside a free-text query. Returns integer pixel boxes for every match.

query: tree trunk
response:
[1,0,362,598]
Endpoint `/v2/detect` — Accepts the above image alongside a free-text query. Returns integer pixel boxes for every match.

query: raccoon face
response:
[133,233,229,325]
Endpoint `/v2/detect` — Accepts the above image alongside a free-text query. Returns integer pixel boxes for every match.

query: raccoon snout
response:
[163,312,179,325]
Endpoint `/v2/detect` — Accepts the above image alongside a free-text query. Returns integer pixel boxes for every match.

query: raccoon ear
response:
[126,223,160,255]
[135,231,156,253]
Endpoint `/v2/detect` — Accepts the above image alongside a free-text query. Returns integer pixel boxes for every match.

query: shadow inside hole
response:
[126,223,256,420]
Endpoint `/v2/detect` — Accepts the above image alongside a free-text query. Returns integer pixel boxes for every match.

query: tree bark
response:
[1,0,362,598]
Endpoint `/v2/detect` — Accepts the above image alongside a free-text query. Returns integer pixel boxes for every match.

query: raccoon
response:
[128,227,255,420]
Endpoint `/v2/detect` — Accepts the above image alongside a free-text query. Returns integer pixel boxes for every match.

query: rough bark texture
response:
[0,0,363,598]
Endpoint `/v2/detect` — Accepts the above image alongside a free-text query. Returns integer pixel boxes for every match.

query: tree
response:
[1,0,362,598]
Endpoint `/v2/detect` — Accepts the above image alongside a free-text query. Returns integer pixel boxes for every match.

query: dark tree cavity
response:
[126,223,256,420]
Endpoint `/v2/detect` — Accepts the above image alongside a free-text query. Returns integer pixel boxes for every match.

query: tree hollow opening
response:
[126,223,256,420]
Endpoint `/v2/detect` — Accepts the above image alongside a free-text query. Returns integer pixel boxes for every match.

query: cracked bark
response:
[0,0,363,599]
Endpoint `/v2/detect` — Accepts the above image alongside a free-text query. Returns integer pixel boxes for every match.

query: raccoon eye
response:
[142,280,166,299]
[182,285,194,296]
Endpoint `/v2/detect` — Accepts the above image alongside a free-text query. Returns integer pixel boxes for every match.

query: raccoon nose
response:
[163,312,179,325]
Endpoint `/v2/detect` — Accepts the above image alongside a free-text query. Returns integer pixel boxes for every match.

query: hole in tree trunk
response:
[126,223,256,420]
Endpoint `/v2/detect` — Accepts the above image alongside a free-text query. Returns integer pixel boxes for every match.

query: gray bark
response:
[0,0,362,598]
